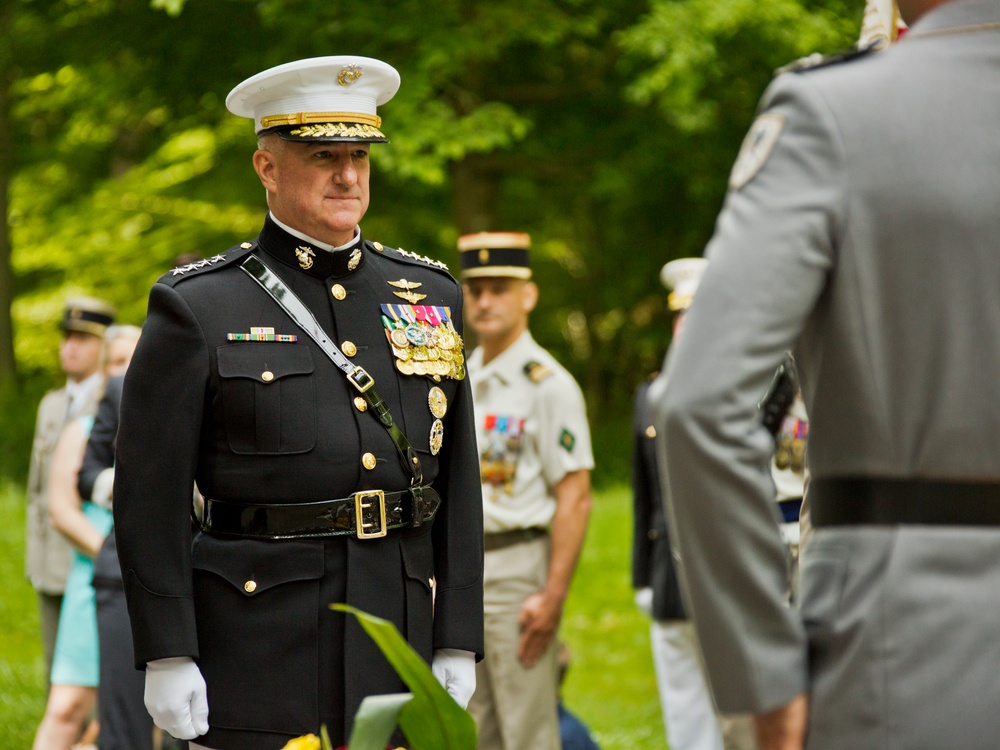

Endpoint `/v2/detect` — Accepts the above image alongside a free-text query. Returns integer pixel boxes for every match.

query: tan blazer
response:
[25,384,101,594]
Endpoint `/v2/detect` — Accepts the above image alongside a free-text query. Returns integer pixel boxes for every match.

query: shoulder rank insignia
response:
[388,279,427,304]
[774,43,875,76]
[171,254,228,276]
[395,246,450,272]
[523,361,552,383]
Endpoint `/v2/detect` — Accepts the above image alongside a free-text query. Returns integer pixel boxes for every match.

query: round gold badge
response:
[429,419,444,456]
[427,386,448,418]
[390,329,409,348]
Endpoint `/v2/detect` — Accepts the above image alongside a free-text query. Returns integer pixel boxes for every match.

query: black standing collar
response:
[256,214,366,279]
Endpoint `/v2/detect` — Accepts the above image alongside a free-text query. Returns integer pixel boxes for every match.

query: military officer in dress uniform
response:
[460,232,594,750]
[634,258,726,750]
[26,296,115,681]
[658,0,1000,747]
[113,56,484,750]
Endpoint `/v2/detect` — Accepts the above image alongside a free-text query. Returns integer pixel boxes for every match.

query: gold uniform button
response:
[645,425,656,438]
[261,370,274,382]
[354,396,367,412]
[362,452,377,470]
[342,341,357,357]
[372,241,384,252]
[331,284,347,300]
[244,580,257,593]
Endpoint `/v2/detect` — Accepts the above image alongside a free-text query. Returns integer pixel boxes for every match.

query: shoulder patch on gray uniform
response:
[729,114,785,190]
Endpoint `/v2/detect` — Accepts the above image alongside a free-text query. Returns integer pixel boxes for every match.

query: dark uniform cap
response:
[457,232,532,281]
[61,296,116,336]
[226,56,401,144]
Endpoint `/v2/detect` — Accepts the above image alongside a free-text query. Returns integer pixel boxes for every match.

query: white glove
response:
[634,587,654,618]
[144,656,209,740]
[431,648,476,709]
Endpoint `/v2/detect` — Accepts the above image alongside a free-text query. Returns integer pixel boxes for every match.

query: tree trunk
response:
[0,1,17,384]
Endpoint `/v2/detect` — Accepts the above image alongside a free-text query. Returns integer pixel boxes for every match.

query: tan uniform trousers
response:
[469,534,560,750]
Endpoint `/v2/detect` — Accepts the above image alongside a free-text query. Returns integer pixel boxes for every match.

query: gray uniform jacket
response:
[659,0,1000,731]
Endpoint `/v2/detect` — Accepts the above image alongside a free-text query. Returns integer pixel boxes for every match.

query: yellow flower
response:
[280,735,322,750]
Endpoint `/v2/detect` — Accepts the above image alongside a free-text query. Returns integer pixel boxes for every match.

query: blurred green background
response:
[0,0,864,746]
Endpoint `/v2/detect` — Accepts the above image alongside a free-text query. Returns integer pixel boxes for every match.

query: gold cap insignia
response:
[338,65,363,86]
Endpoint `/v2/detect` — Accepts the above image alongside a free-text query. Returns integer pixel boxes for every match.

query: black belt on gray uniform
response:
[200,486,440,540]
[484,526,548,552]
[811,477,1000,527]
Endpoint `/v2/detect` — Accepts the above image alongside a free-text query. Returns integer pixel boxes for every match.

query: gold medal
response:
[429,419,444,455]
[428,386,448,418]
[390,328,410,348]
[396,359,415,375]
[413,361,428,376]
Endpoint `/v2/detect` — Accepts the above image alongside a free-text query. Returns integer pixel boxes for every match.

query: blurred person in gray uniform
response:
[633,257,724,750]
[461,231,594,750]
[25,296,115,681]
[658,0,1000,748]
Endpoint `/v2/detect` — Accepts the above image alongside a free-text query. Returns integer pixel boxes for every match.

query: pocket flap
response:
[192,533,324,597]
[217,343,314,384]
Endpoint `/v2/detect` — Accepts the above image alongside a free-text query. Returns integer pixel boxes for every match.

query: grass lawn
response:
[0,482,665,749]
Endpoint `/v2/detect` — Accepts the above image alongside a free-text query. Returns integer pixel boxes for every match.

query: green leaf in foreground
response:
[348,693,413,750]
[332,604,477,749]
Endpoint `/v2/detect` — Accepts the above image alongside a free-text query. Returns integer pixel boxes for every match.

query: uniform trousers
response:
[469,534,560,750]
[801,525,1000,750]
[650,620,723,750]
[37,591,63,683]
[95,583,154,749]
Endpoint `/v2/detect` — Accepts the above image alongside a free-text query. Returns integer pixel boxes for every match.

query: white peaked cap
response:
[226,56,401,142]
[660,257,708,311]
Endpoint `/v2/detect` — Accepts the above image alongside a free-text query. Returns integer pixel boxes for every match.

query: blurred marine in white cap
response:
[113,56,485,750]
[633,258,727,750]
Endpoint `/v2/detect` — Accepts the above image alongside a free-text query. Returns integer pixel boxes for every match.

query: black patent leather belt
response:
[484,526,548,552]
[201,486,440,540]
[811,478,1000,527]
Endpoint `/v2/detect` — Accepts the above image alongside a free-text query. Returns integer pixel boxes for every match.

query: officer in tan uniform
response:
[460,232,594,750]
[26,296,115,679]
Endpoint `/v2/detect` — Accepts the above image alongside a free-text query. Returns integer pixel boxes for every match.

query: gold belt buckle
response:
[355,490,387,539]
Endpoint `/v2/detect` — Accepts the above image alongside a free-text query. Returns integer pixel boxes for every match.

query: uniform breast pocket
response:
[217,343,316,455]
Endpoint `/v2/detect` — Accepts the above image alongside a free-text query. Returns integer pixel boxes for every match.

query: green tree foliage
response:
[3,0,861,483]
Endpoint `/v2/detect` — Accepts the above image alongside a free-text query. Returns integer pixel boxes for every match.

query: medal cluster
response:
[380,304,466,380]
[775,416,808,473]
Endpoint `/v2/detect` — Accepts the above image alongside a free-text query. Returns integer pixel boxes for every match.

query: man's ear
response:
[522,280,539,314]
[252,148,278,192]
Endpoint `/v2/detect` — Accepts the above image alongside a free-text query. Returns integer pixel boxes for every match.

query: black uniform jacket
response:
[114,216,484,747]
[79,375,124,589]
[631,378,686,621]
